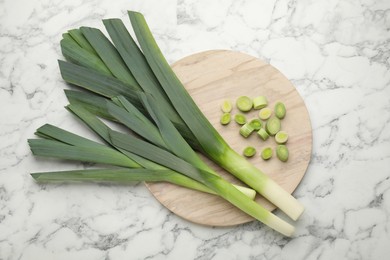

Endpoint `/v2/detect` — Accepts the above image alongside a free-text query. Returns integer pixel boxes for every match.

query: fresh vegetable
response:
[129,11,302,220]
[220,113,231,125]
[239,123,255,138]
[67,29,97,54]
[261,147,273,160]
[221,100,233,113]
[257,128,270,141]
[275,131,289,144]
[234,114,247,125]
[236,96,253,112]
[243,146,256,157]
[111,126,292,235]
[29,124,213,195]
[258,107,272,120]
[253,96,268,109]
[276,145,289,162]
[265,116,281,136]
[31,104,257,199]
[274,102,286,119]
[249,119,262,131]
[28,11,305,236]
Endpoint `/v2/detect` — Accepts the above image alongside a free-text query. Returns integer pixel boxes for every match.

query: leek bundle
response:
[29,11,305,236]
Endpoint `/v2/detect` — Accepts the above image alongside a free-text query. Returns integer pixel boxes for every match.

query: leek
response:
[220,113,231,125]
[31,168,216,195]
[261,147,273,160]
[80,26,141,89]
[68,103,255,199]
[109,129,294,236]
[221,100,233,113]
[28,11,306,236]
[236,96,253,112]
[67,29,97,55]
[60,35,112,76]
[106,94,256,198]
[128,11,304,220]
[30,124,218,196]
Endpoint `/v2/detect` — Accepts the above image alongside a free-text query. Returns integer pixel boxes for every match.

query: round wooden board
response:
[145,50,312,227]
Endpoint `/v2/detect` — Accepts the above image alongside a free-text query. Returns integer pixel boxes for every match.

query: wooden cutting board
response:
[145,50,312,226]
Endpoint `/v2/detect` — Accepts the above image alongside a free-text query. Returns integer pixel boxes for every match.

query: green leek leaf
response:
[59,60,143,109]
[35,124,104,148]
[80,26,141,89]
[68,29,97,54]
[129,11,225,156]
[60,37,112,76]
[64,90,117,121]
[106,100,166,148]
[31,168,216,195]
[28,139,138,168]
[102,19,182,126]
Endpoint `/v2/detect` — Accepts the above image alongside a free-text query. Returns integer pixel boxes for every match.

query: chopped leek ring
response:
[257,128,269,141]
[276,145,289,162]
[275,131,288,144]
[261,147,273,160]
[239,123,254,138]
[265,116,281,136]
[253,96,268,109]
[220,113,231,125]
[275,102,286,119]
[243,146,256,157]
[221,100,233,113]
[258,107,272,120]
[249,119,262,131]
[234,114,247,125]
[236,96,253,112]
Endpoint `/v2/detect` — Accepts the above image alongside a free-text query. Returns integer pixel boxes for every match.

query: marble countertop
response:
[1,0,390,259]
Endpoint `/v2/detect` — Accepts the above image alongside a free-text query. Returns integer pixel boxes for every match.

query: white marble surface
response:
[1,0,390,259]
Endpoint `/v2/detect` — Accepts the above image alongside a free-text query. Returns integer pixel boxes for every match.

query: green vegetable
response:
[275,131,289,144]
[29,124,213,195]
[60,35,112,76]
[239,123,254,138]
[32,168,215,195]
[257,128,270,141]
[80,26,142,89]
[253,96,268,109]
[276,145,289,162]
[220,113,231,125]
[131,10,303,222]
[221,100,233,113]
[102,18,187,133]
[243,146,256,157]
[110,123,290,236]
[139,93,257,198]
[29,12,306,236]
[258,107,272,120]
[67,29,97,54]
[249,119,262,130]
[234,114,247,125]
[28,138,137,168]
[236,96,253,112]
[75,102,256,199]
[261,147,273,160]
[275,102,286,119]
[265,116,281,136]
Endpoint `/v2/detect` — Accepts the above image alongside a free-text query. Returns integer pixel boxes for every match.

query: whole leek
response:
[27,10,307,237]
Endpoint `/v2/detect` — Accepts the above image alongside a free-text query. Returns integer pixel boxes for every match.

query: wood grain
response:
[145,50,312,226]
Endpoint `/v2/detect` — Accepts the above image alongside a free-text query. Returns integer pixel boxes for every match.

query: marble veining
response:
[1,0,390,259]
